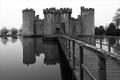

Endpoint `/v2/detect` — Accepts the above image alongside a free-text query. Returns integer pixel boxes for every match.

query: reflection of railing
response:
[58,34,120,80]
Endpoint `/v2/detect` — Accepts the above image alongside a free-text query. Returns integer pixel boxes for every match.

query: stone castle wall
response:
[70,15,81,35]
[43,8,72,35]
[81,7,95,45]
[43,8,55,35]
[22,8,35,36]
[22,7,95,36]
[35,15,44,35]
[81,7,95,35]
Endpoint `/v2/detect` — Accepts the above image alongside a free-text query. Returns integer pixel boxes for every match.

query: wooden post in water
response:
[98,56,106,80]
[79,45,83,80]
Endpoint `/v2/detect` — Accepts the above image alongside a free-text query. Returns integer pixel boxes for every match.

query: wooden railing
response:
[77,34,120,53]
[58,34,120,80]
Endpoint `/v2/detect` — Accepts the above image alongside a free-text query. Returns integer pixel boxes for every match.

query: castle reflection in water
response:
[21,37,60,66]
[1,36,120,66]
[0,36,60,66]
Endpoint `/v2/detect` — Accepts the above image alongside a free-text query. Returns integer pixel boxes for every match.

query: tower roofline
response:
[22,8,35,13]
[81,6,94,12]
[43,7,72,14]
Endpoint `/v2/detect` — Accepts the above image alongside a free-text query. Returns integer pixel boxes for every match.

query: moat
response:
[1,36,120,80]
[0,36,75,80]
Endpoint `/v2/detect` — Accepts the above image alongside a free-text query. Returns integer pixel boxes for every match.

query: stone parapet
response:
[22,8,35,13]
[81,6,94,15]
[43,8,72,14]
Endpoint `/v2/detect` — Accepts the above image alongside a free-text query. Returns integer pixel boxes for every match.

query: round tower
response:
[22,8,35,36]
[81,7,95,45]
[43,8,56,35]
[81,7,94,35]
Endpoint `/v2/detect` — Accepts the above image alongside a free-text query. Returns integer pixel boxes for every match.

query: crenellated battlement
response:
[22,8,35,13]
[43,7,72,14]
[81,7,94,15]
[43,8,56,14]
[59,8,72,14]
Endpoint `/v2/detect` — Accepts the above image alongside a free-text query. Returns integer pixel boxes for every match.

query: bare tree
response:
[113,8,120,29]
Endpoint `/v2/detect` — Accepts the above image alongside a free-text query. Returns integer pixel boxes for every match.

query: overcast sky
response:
[0,0,120,29]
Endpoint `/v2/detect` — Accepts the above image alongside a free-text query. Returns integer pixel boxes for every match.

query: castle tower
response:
[81,7,95,35]
[43,8,56,35]
[81,7,95,45]
[60,8,72,34]
[22,8,35,36]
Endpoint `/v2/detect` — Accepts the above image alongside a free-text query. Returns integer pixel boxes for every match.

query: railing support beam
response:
[72,41,75,69]
[80,45,83,80]
[98,56,106,80]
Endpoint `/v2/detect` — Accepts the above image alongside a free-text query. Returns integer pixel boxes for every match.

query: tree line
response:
[95,8,120,36]
[0,27,19,36]
[95,23,120,36]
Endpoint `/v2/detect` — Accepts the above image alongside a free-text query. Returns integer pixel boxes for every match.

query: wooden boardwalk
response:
[58,34,120,80]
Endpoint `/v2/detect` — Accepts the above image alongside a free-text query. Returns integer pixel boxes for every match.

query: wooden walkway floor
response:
[58,34,120,80]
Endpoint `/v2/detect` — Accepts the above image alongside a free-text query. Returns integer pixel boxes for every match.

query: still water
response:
[96,37,120,54]
[83,37,120,80]
[0,36,74,80]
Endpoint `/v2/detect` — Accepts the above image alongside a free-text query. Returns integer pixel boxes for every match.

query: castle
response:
[21,7,94,36]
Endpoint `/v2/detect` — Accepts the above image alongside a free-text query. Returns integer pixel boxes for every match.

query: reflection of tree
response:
[108,38,116,46]
[1,37,9,45]
[11,36,18,43]
[114,39,120,47]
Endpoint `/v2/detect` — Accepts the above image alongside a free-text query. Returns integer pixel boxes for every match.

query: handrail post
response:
[80,45,83,80]
[89,36,93,44]
[108,37,111,52]
[94,36,96,46]
[68,39,71,58]
[65,38,67,47]
[100,37,102,49]
[72,41,75,70]
[98,56,106,80]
